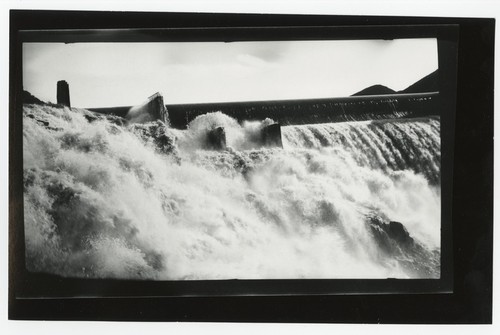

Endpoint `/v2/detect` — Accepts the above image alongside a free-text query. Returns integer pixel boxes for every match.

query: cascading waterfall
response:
[23,104,441,280]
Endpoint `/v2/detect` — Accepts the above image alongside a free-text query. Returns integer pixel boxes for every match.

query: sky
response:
[23,39,438,108]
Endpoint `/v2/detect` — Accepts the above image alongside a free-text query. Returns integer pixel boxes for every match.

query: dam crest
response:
[56,80,438,150]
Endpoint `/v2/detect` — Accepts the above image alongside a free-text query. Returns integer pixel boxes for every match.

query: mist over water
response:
[23,104,441,280]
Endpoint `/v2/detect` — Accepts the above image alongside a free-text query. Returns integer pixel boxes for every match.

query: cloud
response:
[23,39,437,107]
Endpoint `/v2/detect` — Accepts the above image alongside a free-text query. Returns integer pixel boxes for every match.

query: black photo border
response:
[9,10,493,323]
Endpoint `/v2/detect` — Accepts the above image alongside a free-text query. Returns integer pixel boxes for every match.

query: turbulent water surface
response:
[23,104,441,280]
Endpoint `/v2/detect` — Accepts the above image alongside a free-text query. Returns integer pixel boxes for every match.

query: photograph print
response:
[22,37,442,281]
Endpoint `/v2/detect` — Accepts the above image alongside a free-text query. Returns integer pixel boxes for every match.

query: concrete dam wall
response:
[86,92,438,151]
[166,92,439,129]
[56,81,438,151]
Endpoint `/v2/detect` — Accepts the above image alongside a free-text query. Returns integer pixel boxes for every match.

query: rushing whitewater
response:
[23,104,441,280]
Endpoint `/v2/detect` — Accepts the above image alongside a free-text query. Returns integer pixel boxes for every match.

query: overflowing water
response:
[23,104,441,280]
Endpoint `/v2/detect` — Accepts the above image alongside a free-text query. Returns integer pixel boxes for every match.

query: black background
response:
[8,11,494,323]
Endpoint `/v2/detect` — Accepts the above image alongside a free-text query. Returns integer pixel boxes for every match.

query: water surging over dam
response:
[23,104,441,280]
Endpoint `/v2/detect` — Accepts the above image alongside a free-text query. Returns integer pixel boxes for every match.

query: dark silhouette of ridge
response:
[399,70,439,94]
[352,85,396,96]
[351,70,439,97]
[23,90,46,105]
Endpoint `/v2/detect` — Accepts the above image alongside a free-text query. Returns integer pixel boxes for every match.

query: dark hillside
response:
[400,70,439,93]
[23,90,46,105]
[352,84,396,96]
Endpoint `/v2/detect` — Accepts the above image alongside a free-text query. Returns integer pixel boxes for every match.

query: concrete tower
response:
[57,80,71,107]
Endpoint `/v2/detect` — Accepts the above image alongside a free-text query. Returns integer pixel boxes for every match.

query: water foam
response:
[23,105,441,279]
[171,111,277,151]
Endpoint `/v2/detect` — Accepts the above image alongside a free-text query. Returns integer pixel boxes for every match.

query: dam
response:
[59,81,439,150]
[85,92,439,130]
[166,92,439,129]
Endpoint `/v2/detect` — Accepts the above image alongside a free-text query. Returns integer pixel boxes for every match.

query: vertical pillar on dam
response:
[127,92,168,124]
[262,123,283,148]
[147,92,168,124]
[206,127,227,150]
[56,80,71,107]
